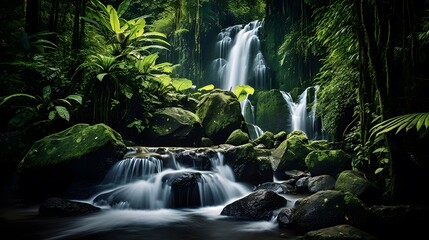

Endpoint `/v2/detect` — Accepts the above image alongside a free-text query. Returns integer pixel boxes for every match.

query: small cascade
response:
[241,95,264,139]
[280,86,322,139]
[92,148,250,210]
[211,20,269,91]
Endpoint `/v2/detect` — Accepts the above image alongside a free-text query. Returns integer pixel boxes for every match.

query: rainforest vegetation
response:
[1,0,429,211]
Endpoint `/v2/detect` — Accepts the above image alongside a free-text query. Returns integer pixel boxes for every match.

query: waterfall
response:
[240,95,263,139]
[210,20,268,139]
[92,149,250,210]
[212,20,269,91]
[280,86,321,139]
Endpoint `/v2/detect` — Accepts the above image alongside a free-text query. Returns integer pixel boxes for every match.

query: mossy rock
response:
[224,143,273,185]
[145,107,203,146]
[305,150,352,177]
[225,129,250,146]
[17,123,127,201]
[335,170,381,205]
[196,90,246,144]
[272,130,312,179]
[252,131,275,149]
[292,190,369,232]
[254,89,290,133]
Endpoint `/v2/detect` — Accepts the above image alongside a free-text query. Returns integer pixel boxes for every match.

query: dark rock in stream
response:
[39,197,101,216]
[220,189,287,221]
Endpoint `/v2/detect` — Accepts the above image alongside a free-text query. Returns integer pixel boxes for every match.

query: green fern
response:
[370,113,429,138]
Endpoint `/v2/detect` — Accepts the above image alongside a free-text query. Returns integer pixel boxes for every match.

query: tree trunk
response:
[72,0,86,50]
[25,0,40,34]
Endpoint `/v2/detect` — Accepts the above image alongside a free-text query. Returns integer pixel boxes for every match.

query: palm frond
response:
[370,113,429,138]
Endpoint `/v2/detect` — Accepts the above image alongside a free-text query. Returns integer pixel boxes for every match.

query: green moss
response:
[18,123,125,171]
[225,129,250,146]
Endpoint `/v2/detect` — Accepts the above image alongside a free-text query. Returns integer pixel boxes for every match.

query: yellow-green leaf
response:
[109,7,123,34]
[198,84,215,91]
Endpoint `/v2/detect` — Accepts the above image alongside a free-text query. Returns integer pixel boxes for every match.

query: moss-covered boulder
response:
[305,150,352,177]
[254,89,290,133]
[335,170,382,205]
[225,129,250,146]
[272,130,313,179]
[252,131,275,149]
[308,140,331,151]
[196,90,246,144]
[292,190,369,232]
[273,131,287,148]
[223,143,273,185]
[145,107,203,147]
[17,123,127,201]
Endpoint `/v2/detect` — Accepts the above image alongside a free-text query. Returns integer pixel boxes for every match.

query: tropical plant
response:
[83,0,170,57]
[370,113,429,138]
[234,84,255,102]
[0,85,82,129]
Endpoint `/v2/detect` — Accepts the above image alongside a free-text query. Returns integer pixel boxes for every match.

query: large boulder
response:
[292,190,369,232]
[305,150,352,177]
[225,129,250,146]
[335,170,382,205]
[196,90,247,144]
[220,189,287,220]
[272,130,313,179]
[253,89,291,133]
[223,143,273,185]
[145,107,203,147]
[17,123,127,201]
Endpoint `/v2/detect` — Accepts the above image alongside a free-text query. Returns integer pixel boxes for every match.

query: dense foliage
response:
[1,0,429,205]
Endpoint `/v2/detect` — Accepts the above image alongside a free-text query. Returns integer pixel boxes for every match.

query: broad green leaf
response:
[97,73,108,81]
[372,147,389,154]
[42,85,51,101]
[234,85,255,102]
[91,0,108,14]
[53,99,72,107]
[117,0,131,17]
[0,93,36,106]
[121,84,134,99]
[198,84,215,91]
[155,74,172,87]
[65,95,83,105]
[109,7,123,34]
[135,53,158,73]
[55,106,70,121]
[171,78,193,91]
[48,110,57,120]
[374,168,384,174]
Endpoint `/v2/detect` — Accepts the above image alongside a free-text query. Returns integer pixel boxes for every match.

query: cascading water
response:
[92,148,250,209]
[241,95,264,139]
[280,86,322,139]
[212,20,269,91]
[211,20,268,138]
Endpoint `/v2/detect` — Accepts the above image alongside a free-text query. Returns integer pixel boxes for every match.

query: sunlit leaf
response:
[198,84,215,91]
[97,73,108,81]
[171,78,193,91]
[375,168,384,174]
